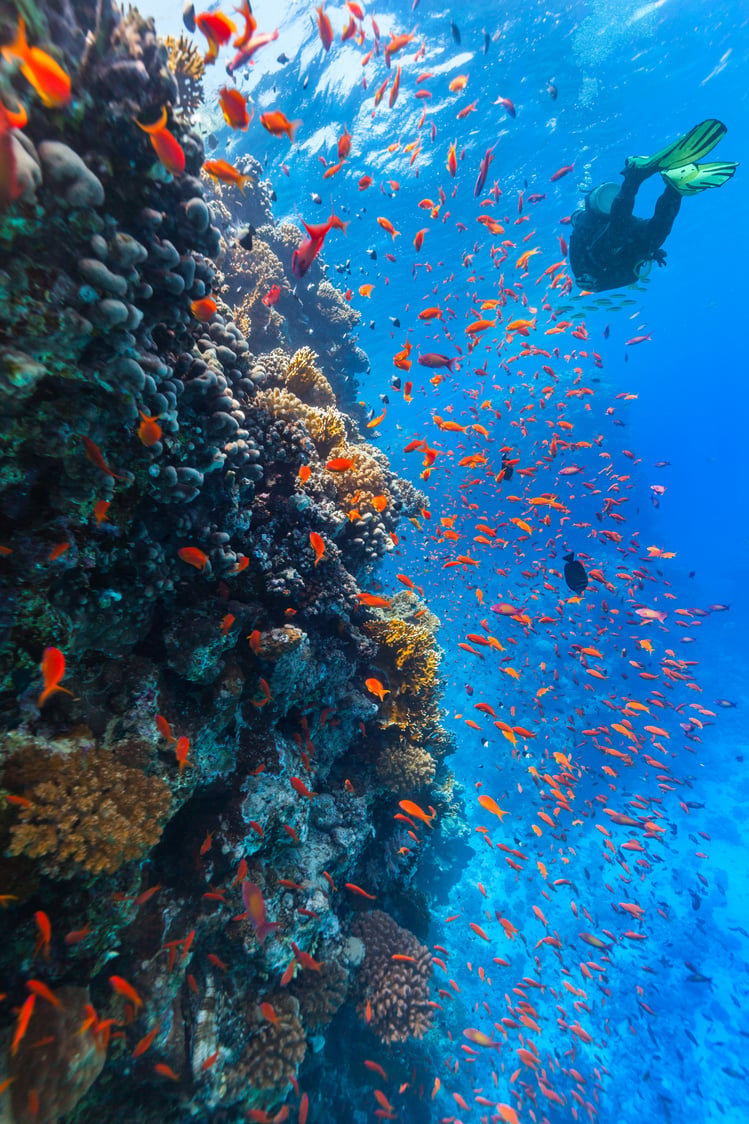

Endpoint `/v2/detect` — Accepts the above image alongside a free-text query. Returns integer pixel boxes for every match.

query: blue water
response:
[155,1,749,1119]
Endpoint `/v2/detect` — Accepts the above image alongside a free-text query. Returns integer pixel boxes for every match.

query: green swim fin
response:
[625,119,727,174]
[662,160,738,195]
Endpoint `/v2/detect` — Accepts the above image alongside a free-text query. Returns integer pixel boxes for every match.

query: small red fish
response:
[137,411,162,447]
[38,647,73,708]
[178,546,209,571]
[1,18,71,109]
[309,532,326,566]
[190,297,217,322]
[82,436,126,480]
[262,284,281,306]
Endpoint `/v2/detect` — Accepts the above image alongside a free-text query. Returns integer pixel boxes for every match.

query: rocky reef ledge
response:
[0,3,466,1121]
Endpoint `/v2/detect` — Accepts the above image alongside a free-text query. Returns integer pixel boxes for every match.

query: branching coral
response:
[363,618,440,697]
[163,33,204,118]
[283,347,336,408]
[353,910,433,1044]
[5,743,172,878]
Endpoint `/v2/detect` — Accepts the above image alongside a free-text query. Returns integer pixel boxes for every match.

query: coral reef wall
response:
[0,3,464,1121]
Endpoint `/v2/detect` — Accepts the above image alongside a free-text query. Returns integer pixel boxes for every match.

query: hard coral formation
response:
[227,993,306,1099]
[163,32,204,119]
[4,740,172,878]
[0,0,454,1118]
[353,910,434,1044]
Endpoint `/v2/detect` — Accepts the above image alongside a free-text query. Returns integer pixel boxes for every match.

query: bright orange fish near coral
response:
[1,18,71,108]
[38,647,73,708]
[135,106,185,175]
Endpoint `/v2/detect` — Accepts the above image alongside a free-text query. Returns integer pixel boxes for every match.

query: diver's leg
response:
[608,168,649,225]
[646,182,682,246]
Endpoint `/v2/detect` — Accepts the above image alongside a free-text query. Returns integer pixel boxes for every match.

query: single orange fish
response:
[260,110,301,143]
[316,3,333,50]
[175,736,191,775]
[135,106,185,175]
[309,532,325,566]
[218,85,252,130]
[137,411,162,447]
[38,647,73,708]
[109,975,143,1009]
[190,296,217,322]
[326,457,354,471]
[178,546,209,570]
[11,994,35,1056]
[48,541,70,561]
[93,499,110,524]
[81,436,126,480]
[1,19,71,109]
[203,158,253,193]
[365,677,389,701]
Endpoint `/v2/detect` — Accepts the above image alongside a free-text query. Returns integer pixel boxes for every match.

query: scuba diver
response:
[569,119,737,292]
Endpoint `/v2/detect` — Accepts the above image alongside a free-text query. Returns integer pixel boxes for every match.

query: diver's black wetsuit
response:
[569,170,682,292]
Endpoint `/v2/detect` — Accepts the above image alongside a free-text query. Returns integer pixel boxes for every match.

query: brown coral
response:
[375,738,436,792]
[283,347,336,408]
[5,744,172,879]
[291,959,348,1030]
[353,911,433,1044]
[228,993,306,1097]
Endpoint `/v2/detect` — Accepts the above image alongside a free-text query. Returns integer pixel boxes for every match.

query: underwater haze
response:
[0,0,748,1122]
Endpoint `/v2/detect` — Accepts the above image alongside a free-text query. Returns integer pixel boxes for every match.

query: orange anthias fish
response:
[135,106,185,176]
[309,532,326,566]
[218,85,252,130]
[398,799,436,828]
[316,3,333,50]
[137,411,162,447]
[260,111,301,143]
[190,297,217,322]
[38,647,73,708]
[1,18,71,109]
[178,546,209,570]
[478,794,509,822]
[365,677,390,701]
[241,881,280,944]
[195,11,236,64]
[203,159,254,193]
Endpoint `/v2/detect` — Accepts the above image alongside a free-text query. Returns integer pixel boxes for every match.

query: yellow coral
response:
[305,407,347,456]
[163,34,204,117]
[363,618,440,696]
[284,347,336,408]
[6,745,172,879]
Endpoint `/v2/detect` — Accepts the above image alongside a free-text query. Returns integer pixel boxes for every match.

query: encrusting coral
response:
[353,910,434,1044]
[4,741,171,878]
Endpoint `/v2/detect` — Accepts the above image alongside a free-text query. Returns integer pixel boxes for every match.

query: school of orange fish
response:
[2,3,732,1121]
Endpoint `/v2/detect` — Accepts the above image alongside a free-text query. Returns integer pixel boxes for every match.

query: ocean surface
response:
[3,0,749,1120]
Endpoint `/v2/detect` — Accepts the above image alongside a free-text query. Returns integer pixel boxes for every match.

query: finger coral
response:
[352,910,433,1044]
[163,33,204,118]
[5,743,172,879]
[363,618,441,696]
